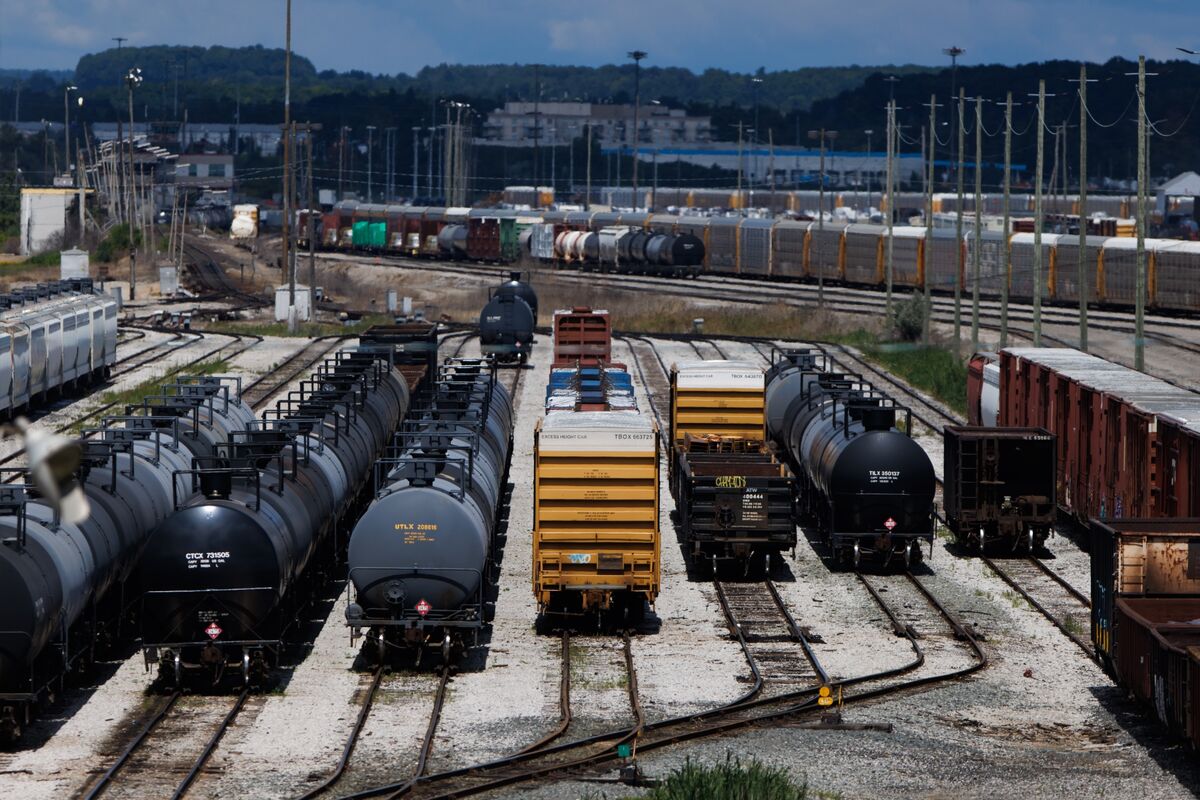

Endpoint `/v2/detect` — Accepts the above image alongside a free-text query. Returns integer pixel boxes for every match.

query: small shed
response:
[1156,171,1200,216]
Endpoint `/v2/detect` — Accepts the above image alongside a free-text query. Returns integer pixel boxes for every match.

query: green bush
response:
[96,224,143,263]
[892,294,926,342]
[646,755,810,800]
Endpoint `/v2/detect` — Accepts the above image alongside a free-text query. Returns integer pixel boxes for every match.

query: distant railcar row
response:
[308,202,1200,312]
[0,280,118,416]
[503,185,1170,220]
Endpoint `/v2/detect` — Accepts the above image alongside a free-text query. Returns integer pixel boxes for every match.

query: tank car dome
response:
[495,272,539,321]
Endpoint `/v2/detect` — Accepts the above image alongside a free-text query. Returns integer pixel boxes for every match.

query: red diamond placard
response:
[884,517,897,531]
[205,622,223,640]
[415,599,432,617]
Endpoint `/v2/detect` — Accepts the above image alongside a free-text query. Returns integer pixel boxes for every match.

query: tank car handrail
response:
[209,439,298,492]
[261,407,342,446]
[227,429,314,471]
[245,416,332,457]
[0,476,31,546]
[174,465,263,510]
[373,445,475,500]
[97,414,186,452]
[272,397,354,434]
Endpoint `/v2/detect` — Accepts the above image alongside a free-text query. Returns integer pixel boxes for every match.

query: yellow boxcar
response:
[533,412,660,617]
[669,360,767,444]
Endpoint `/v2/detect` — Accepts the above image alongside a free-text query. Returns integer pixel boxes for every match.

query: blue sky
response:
[0,0,1194,74]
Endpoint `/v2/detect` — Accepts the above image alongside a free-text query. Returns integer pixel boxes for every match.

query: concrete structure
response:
[175,154,234,189]
[19,188,77,255]
[482,101,712,147]
[60,249,89,279]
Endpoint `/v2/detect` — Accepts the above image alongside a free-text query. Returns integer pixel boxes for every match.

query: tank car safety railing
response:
[136,390,226,436]
[172,465,262,511]
[209,441,299,493]
[79,434,150,487]
[298,376,368,413]
[245,417,332,462]
[225,429,314,473]
[0,473,31,547]
[830,396,912,440]
[391,420,486,460]
[372,447,475,500]
[348,567,486,628]
[260,410,342,451]
[95,414,187,464]
[168,374,245,410]
[272,397,354,437]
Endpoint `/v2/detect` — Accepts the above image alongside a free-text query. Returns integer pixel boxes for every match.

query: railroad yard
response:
[0,241,1195,800]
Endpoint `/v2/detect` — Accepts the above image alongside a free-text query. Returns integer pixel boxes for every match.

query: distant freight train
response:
[310,202,1200,315]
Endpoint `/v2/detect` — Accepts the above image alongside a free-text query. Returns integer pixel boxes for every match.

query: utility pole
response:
[1070,65,1096,350]
[64,84,78,179]
[337,125,346,200]
[923,94,938,344]
[306,125,317,312]
[954,88,965,353]
[1000,92,1013,348]
[585,123,592,211]
[971,95,983,352]
[411,127,420,199]
[628,50,647,197]
[366,125,375,203]
[283,0,293,309]
[737,122,744,196]
[885,99,896,318]
[1031,80,1047,347]
[113,36,126,50]
[125,68,143,299]
[944,46,965,182]
[808,128,837,306]
[752,76,763,191]
[532,65,540,201]
[1135,55,1147,370]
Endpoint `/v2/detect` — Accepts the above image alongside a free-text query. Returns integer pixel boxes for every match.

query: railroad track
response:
[181,240,269,307]
[316,334,987,799]
[80,689,250,800]
[240,334,351,410]
[338,253,1200,380]
[981,557,1094,657]
[715,579,829,693]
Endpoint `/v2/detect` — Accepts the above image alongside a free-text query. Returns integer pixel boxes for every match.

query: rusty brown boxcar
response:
[988,348,1200,526]
[1091,518,1200,749]
[942,426,1057,552]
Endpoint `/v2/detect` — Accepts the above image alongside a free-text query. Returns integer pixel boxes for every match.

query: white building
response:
[19,188,78,256]
[482,101,712,147]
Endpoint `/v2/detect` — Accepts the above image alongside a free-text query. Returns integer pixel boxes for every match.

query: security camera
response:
[7,419,90,524]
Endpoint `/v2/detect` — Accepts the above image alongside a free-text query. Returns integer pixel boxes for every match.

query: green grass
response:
[858,341,968,416]
[1001,589,1028,610]
[72,359,230,431]
[23,249,61,267]
[644,755,815,800]
[198,314,393,339]
[1063,614,1086,637]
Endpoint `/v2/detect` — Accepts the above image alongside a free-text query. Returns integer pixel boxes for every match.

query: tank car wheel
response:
[441,634,452,665]
[978,528,986,554]
[242,652,252,687]
[1027,528,1036,554]
[904,541,914,569]
[853,543,861,570]
[173,652,183,688]
[376,632,387,664]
